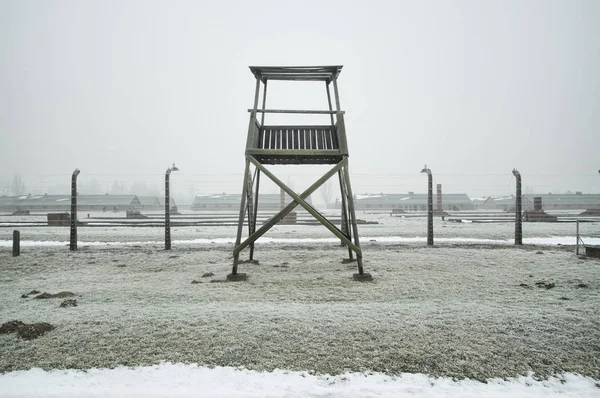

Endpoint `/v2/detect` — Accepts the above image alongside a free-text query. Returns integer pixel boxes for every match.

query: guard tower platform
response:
[228,65,370,282]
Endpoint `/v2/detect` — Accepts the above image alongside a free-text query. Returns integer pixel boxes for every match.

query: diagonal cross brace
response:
[246,168,256,232]
[248,157,358,254]
[234,157,359,256]
[245,156,362,256]
[291,193,351,244]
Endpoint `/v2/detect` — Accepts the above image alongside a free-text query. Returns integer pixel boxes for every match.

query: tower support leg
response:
[342,162,368,279]
[246,168,255,254]
[230,159,251,280]
[249,170,261,260]
[338,171,353,260]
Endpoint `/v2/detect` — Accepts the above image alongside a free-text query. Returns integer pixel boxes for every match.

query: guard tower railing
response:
[246,109,348,165]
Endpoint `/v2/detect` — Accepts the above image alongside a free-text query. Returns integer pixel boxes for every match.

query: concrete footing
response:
[226,273,248,282]
[353,273,373,282]
[342,258,357,264]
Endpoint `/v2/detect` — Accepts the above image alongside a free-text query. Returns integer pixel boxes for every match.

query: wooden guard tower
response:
[227,65,371,282]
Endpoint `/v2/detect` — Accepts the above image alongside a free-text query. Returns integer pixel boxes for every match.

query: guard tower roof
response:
[249,65,343,83]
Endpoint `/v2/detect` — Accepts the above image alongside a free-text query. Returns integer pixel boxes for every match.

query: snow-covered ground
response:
[1,212,599,396]
[1,364,599,397]
[2,236,600,248]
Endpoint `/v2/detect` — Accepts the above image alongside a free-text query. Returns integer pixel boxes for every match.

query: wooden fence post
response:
[165,164,179,250]
[12,230,20,257]
[512,169,523,245]
[70,168,80,251]
[421,165,433,246]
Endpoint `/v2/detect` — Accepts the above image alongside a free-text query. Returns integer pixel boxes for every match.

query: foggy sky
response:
[1,0,599,202]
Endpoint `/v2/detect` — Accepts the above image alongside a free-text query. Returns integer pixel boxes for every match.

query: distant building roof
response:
[193,194,242,206]
[78,195,141,207]
[485,194,600,206]
[471,197,488,204]
[137,196,161,206]
[0,194,155,210]
[345,193,473,205]
[524,194,600,206]
[191,193,311,208]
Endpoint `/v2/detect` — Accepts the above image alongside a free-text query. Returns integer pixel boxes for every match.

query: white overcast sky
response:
[1,0,599,199]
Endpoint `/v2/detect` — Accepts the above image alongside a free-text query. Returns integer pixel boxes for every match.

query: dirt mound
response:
[18,323,55,340]
[535,281,555,289]
[34,291,75,299]
[0,320,26,334]
[54,291,75,298]
[60,299,78,308]
[0,320,55,340]
[34,292,54,299]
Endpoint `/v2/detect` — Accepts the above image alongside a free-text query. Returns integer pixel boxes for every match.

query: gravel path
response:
[1,240,599,381]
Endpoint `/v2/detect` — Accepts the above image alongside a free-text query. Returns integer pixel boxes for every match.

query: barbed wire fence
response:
[2,171,599,208]
[1,170,599,257]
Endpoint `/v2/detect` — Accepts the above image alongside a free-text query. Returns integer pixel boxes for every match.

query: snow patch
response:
[0,364,597,398]
[1,236,599,247]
